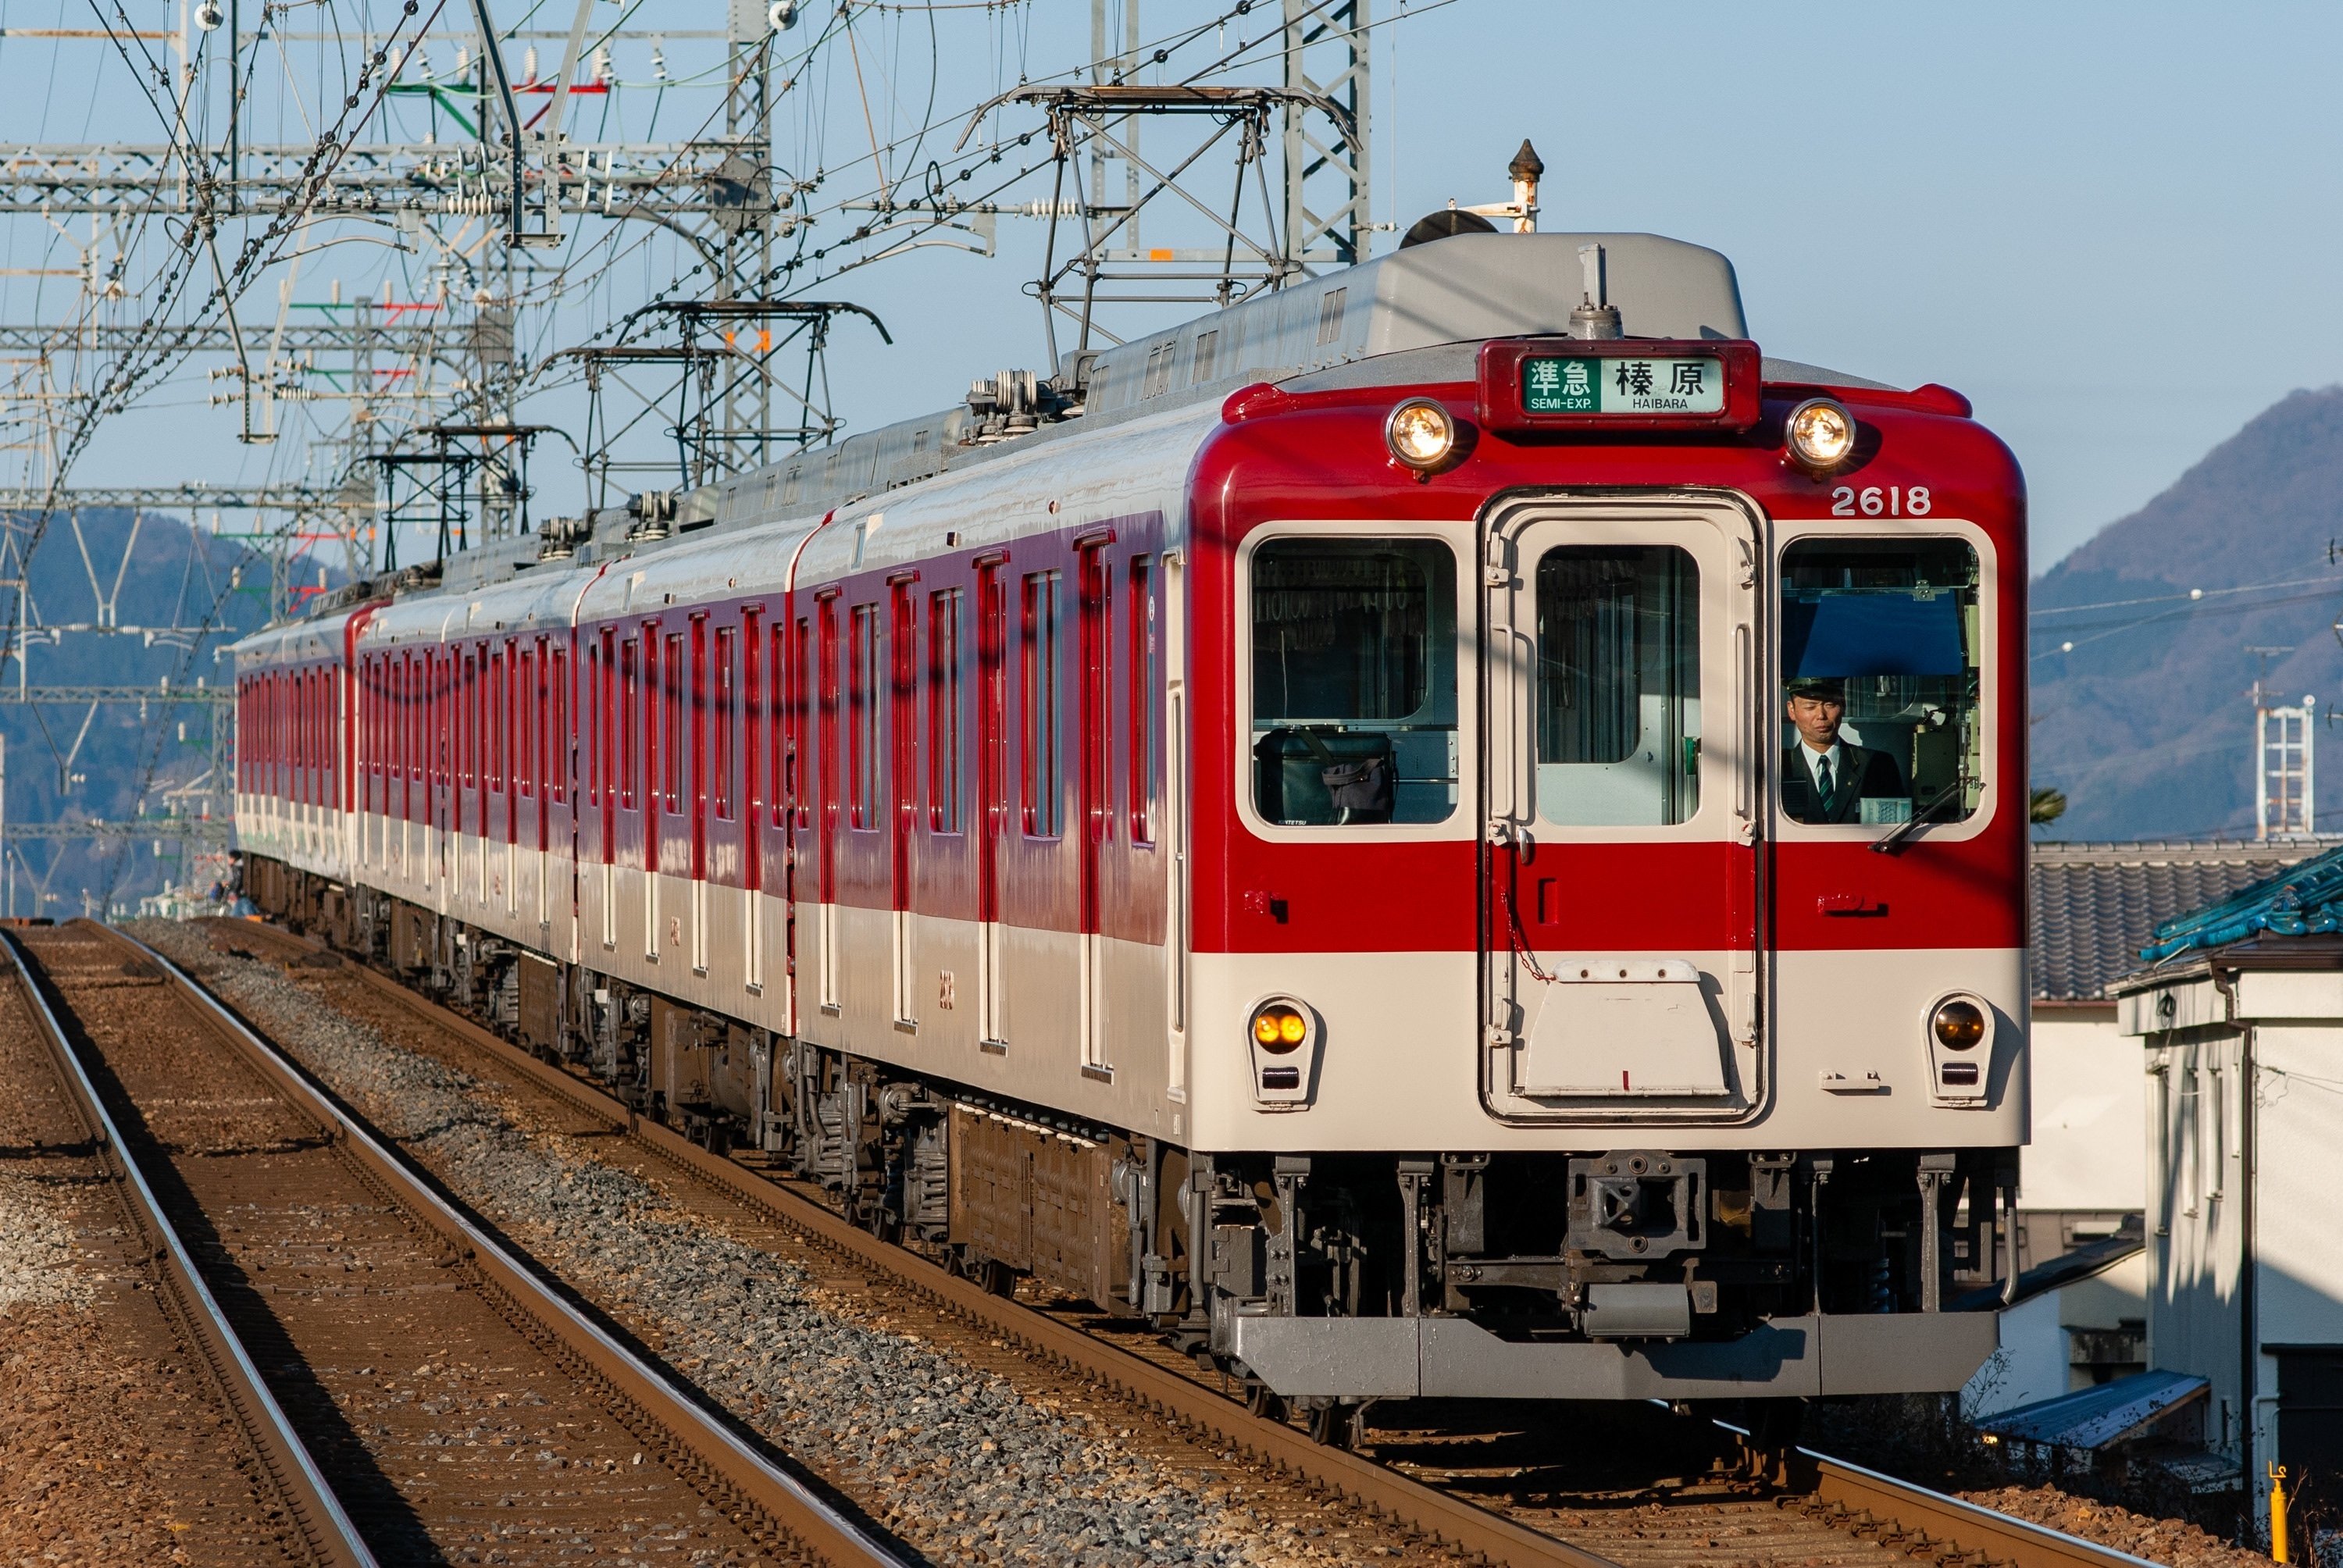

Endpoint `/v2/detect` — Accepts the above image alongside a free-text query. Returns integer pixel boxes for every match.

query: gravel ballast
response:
[132,921,1407,1566]
[0,965,306,1566]
[0,1172,94,1313]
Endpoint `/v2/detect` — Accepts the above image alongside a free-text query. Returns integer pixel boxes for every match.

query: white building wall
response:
[2247,1021,2343,1488]
[1966,1289,2067,1417]
[2025,1007,2147,1211]
[1973,1003,2149,1417]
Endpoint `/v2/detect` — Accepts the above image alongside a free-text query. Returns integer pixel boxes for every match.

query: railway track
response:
[6,920,906,1568]
[199,914,2160,1568]
[3,931,373,1568]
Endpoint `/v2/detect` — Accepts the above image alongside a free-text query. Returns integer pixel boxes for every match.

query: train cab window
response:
[1778,538,1983,829]
[1535,547,1701,828]
[1249,536,1458,826]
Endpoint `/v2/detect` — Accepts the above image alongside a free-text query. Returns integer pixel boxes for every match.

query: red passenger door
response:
[974,556,1008,1047]
[1075,536,1112,1072]
[1479,494,1764,1122]
[889,580,917,1024]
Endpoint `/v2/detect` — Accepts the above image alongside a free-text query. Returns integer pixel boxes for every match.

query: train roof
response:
[258,227,1908,630]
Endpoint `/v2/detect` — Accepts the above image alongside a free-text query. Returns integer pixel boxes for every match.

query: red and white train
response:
[234,225,2024,1433]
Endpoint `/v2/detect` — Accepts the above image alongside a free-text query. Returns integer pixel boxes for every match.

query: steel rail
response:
[96,921,911,1568]
[209,917,1623,1568]
[0,928,379,1568]
[1787,1446,2164,1568]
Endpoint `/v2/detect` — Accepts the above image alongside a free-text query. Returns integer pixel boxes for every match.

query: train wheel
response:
[1303,1400,1349,1449]
[1243,1382,1286,1424]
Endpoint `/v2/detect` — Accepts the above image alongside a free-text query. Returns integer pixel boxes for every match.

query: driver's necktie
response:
[1817,756,1835,815]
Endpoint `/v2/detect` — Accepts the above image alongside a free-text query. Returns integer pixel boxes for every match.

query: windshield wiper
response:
[1870,780,1967,856]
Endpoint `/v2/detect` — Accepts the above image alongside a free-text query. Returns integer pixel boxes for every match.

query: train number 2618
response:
[1831,484,1931,516]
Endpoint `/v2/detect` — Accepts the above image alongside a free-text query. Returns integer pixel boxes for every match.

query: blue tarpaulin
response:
[1975,1369,2207,1450]
[2139,839,2343,961]
[1781,592,1965,678]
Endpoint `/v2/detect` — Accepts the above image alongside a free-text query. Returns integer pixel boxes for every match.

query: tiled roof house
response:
[2030,840,2325,1005]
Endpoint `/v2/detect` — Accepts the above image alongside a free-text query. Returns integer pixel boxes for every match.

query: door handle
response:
[1487,621,1520,825]
[1732,623,1754,837]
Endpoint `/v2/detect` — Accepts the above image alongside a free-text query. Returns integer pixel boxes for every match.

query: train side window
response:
[714,625,736,820]
[663,631,685,813]
[1535,546,1702,828]
[476,645,492,798]
[518,646,535,797]
[529,643,545,804]
[460,652,476,789]
[550,645,568,804]
[369,657,383,798]
[414,656,426,785]
[506,647,522,798]
[1022,570,1062,837]
[1129,555,1157,844]
[818,600,840,843]
[1778,538,1982,829]
[619,637,639,810]
[525,643,542,800]
[1249,536,1458,826]
[849,604,879,830]
[491,647,508,793]
[742,613,761,827]
[928,588,963,833]
[594,632,614,805]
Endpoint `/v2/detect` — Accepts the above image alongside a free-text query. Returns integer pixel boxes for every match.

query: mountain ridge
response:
[2030,385,2343,839]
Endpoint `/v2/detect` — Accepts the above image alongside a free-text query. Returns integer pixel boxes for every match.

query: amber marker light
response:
[1250,1001,1309,1053]
[1931,998,1988,1050]
[1784,397,1857,472]
[1385,397,1457,472]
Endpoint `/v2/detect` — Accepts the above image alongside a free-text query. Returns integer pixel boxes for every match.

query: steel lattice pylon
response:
[1282,0,1371,267]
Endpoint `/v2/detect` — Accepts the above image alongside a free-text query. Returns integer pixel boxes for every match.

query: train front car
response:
[1183,234,2024,1413]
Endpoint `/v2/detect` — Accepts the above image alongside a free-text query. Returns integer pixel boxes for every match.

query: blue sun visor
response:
[1781,591,1966,679]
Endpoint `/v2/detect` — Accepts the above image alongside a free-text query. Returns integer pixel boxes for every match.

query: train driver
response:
[1779,676,1905,825]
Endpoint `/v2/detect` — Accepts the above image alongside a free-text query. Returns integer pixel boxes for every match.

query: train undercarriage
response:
[245,857,2012,1438]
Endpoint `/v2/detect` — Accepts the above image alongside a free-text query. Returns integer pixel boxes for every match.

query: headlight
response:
[1250,1001,1308,1053]
[1385,398,1457,472]
[1784,397,1857,472]
[1931,998,1987,1050]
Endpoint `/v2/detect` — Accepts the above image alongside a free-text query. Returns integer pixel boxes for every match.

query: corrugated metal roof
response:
[1976,1368,2208,1449]
[2028,840,2328,1000]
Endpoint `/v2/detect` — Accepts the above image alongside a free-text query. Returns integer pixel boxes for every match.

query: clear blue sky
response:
[44,1,2343,576]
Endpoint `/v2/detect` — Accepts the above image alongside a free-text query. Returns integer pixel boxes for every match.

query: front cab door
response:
[1481,492,1765,1124]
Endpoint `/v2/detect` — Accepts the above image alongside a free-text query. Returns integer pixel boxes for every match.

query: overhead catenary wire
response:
[16,0,1461,910]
